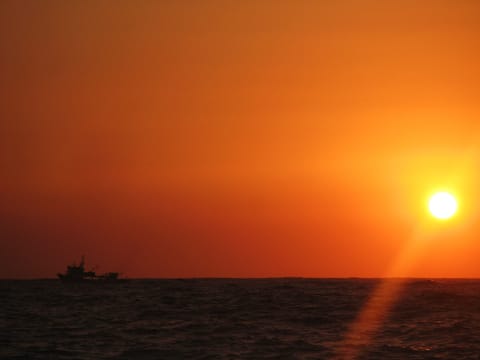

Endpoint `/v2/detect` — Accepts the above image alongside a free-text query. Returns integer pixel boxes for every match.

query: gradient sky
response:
[2,0,480,278]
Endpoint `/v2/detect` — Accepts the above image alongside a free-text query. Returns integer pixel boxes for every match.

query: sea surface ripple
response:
[2,279,480,359]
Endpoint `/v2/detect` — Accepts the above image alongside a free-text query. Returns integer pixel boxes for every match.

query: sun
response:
[428,192,458,220]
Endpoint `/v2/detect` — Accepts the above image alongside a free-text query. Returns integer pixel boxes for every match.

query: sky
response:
[1,0,480,278]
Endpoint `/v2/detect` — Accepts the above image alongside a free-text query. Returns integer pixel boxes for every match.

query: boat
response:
[57,256,121,282]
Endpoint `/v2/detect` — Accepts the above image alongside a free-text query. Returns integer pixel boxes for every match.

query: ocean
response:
[2,279,480,359]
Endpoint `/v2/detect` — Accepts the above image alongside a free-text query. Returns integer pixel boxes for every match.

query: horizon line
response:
[3,276,480,281]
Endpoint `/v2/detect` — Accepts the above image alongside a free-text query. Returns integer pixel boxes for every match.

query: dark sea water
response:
[2,279,480,359]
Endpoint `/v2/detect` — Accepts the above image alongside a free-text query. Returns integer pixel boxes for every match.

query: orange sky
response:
[2,1,480,278]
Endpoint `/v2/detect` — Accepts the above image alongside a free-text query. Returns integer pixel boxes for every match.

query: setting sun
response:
[428,192,458,220]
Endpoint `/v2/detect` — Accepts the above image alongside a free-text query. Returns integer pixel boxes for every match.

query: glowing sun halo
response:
[428,192,458,220]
